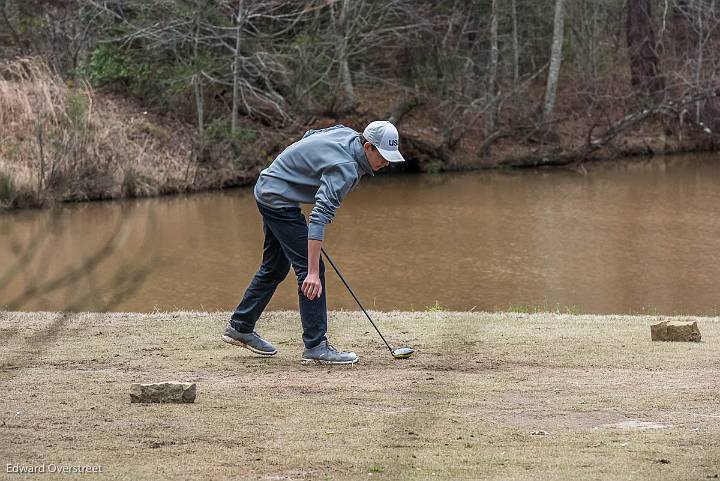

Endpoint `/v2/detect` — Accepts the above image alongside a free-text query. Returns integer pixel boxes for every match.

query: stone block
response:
[650,320,701,342]
[130,382,196,403]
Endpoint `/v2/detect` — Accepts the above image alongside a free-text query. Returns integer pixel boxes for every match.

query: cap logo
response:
[388,139,398,147]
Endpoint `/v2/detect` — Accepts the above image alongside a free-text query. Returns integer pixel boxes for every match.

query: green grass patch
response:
[424,300,446,312]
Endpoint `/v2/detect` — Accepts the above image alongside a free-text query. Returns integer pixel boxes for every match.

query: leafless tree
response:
[511,0,520,90]
[484,0,499,139]
[331,0,356,113]
[667,1,720,122]
[543,0,566,125]
[231,0,244,135]
[567,0,604,109]
[626,0,664,102]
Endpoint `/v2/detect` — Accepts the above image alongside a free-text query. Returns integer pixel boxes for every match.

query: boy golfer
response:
[222,121,405,364]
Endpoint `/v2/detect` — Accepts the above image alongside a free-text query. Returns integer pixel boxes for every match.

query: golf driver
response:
[321,248,414,360]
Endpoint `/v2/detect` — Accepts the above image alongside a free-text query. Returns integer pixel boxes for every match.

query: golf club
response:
[321,247,414,360]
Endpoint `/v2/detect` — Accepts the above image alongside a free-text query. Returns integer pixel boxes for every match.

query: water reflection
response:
[1,153,719,315]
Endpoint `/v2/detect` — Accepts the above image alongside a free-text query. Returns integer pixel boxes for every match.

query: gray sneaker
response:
[302,340,359,365]
[222,324,277,356]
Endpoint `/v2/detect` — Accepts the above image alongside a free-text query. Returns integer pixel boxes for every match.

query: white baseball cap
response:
[362,121,406,163]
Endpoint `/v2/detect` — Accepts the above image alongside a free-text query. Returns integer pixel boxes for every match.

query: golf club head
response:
[392,347,414,359]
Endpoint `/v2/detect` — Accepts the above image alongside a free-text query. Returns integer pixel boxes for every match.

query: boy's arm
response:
[304,163,357,300]
[308,163,358,241]
[302,239,323,300]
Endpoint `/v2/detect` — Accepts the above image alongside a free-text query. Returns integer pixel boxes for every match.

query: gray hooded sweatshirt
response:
[254,125,374,241]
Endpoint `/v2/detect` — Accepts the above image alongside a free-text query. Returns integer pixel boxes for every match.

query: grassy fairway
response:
[1,310,719,480]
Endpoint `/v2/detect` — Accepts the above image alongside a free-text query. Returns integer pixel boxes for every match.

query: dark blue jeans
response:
[231,202,327,349]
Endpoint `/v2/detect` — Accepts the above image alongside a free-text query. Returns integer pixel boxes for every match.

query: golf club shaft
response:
[320,248,394,354]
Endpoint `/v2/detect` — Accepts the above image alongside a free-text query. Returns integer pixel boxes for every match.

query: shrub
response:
[200,118,263,169]
[0,172,16,208]
[0,57,193,206]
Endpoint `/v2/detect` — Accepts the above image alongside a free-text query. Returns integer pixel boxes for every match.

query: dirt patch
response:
[1,310,719,480]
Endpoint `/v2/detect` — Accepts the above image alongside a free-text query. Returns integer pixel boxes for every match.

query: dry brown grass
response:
[0,57,194,208]
[1,310,719,480]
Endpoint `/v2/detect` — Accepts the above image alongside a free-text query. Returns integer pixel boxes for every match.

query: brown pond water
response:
[2,153,720,315]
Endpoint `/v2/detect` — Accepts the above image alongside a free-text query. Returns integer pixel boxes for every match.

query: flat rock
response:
[130,382,196,403]
[600,420,668,430]
[651,320,701,342]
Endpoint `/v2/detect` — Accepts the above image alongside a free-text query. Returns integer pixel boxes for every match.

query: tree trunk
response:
[332,0,355,113]
[484,0,499,139]
[193,18,204,138]
[511,0,519,89]
[693,0,705,122]
[193,76,204,138]
[231,0,244,135]
[626,0,663,102]
[542,0,566,124]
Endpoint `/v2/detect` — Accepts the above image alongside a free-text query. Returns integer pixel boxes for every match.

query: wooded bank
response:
[1,1,719,208]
